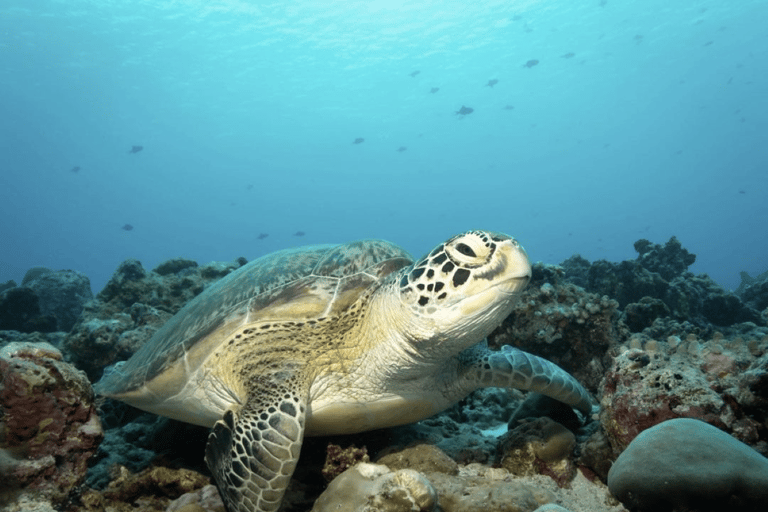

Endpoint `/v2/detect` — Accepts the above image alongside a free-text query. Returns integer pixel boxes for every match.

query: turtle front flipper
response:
[459,344,595,416]
[205,388,307,512]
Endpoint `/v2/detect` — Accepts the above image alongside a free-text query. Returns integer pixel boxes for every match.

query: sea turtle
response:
[97,230,593,512]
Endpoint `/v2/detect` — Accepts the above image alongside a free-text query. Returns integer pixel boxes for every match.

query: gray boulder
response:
[26,269,92,332]
[608,417,768,510]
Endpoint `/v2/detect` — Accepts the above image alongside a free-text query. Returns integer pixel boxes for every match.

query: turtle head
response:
[396,230,531,354]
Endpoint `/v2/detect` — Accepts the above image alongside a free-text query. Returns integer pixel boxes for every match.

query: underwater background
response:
[1,0,766,294]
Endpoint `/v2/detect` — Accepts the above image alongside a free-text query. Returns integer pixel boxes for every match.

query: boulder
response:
[311,463,437,512]
[0,287,56,333]
[26,269,93,332]
[608,418,768,510]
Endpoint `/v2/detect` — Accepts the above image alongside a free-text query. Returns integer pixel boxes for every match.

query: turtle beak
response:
[500,275,530,294]
[499,240,532,293]
[481,236,531,295]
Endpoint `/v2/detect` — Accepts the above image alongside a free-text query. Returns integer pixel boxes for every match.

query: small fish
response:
[429,87,439,93]
[121,224,134,231]
[561,52,575,59]
[503,105,515,110]
[257,233,269,240]
[128,145,143,154]
[485,79,498,87]
[353,138,365,144]
[409,70,420,77]
[455,105,474,116]
[738,189,746,194]
[246,184,254,190]
[69,166,80,173]
[524,59,539,68]
[397,146,407,152]
[294,231,305,237]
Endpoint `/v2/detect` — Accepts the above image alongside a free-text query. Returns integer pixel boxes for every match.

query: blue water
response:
[1,0,766,295]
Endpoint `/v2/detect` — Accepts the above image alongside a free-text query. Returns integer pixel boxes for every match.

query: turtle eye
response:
[445,234,491,267]
[456,243,475,257]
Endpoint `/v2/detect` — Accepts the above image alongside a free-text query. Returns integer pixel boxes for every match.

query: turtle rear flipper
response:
[206,388,307,512]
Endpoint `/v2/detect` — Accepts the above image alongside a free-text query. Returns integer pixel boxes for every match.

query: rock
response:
[322,443,370,481]
[0,280,16,294]
[86,413,161,489]
[389,412,498,466]
[447,387,523,431]
[607,418,768,510]
[153,258,198,276]
[377,443,459,476]
[0,342,103,505]
[25,269,93,332]
[576,427,614,481]
[738,270,768,312]
[311,462,438,512]
[64,314,144,381]
[426,467,551,512]
[0,330,66,350]
[0,287,57,333]
[78,465,213,511]
[497,417,576,486]
[102,465,211,504]
[200,260,242,279]
[559,254,590,289]
[21,267,53,286]
[97,259,150,309]
[167,484,225,512]
[533,506,573,512]
[508,393,582,433]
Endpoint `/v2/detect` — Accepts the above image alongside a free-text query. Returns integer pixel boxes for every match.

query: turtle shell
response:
[96,239,413,398]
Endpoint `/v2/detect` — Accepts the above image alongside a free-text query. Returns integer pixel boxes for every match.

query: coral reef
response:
[563,237,764,328]
[598,331,768,458]
[0,342,102,507]
[1,236,767,511]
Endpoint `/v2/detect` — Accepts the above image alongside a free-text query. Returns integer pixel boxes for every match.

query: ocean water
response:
[1,0,765,295]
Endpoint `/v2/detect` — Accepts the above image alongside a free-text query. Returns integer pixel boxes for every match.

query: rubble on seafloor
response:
[1,236,767,511]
